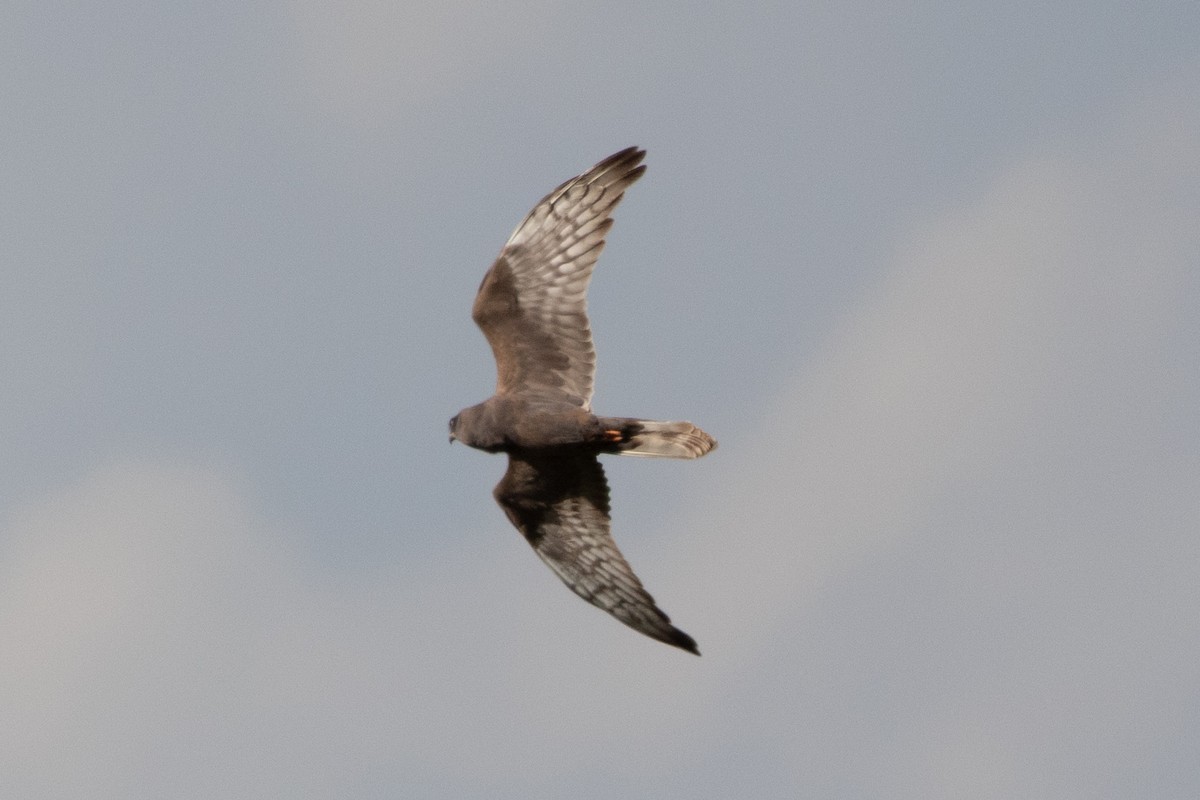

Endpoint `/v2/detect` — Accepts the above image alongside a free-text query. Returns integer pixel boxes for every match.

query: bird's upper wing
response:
[493,450,698,654]
[472,147,646,409]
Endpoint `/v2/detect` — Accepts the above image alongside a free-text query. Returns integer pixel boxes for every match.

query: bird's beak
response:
[449,432,456,445]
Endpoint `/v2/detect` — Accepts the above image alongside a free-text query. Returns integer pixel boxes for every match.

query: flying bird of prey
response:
[450,147,715,654]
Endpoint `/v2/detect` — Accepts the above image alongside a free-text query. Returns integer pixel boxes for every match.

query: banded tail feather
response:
[598,418,717,459]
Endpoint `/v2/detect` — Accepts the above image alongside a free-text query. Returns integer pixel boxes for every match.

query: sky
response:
[2,2,1199,798]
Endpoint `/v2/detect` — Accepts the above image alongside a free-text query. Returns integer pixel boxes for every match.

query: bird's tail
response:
[596,418,717,459]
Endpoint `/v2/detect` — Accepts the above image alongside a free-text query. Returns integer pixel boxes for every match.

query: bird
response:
[449,147,716,654]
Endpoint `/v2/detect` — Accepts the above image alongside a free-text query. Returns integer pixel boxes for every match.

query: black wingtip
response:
[594,146,646,173]
[667,627,701,656]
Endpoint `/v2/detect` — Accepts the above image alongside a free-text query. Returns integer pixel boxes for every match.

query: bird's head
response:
[448,402,507,452]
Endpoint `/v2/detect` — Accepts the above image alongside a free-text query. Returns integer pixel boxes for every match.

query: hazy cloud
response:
[5,78,1195,799]
[668,77,1200,798]
[284,0,563,124]
[3,2,1198,796]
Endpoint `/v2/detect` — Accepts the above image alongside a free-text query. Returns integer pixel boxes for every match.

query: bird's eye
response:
[449,415,459,432]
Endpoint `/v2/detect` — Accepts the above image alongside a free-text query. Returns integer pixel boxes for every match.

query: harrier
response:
[450,148,715,654]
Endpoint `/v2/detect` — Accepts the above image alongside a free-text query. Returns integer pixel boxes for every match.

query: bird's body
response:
[452,396,593,452]
[450,147,715,654]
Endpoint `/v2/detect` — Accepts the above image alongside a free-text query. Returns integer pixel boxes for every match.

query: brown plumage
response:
[450,148,715,654]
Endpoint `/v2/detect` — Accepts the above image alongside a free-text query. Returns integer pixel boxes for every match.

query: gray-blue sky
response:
[3,3,1199,798]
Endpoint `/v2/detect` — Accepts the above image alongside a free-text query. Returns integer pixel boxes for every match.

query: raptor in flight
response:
[449,147,715,654]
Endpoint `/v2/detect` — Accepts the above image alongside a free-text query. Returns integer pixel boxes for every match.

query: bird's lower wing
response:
[492,451,698,654]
